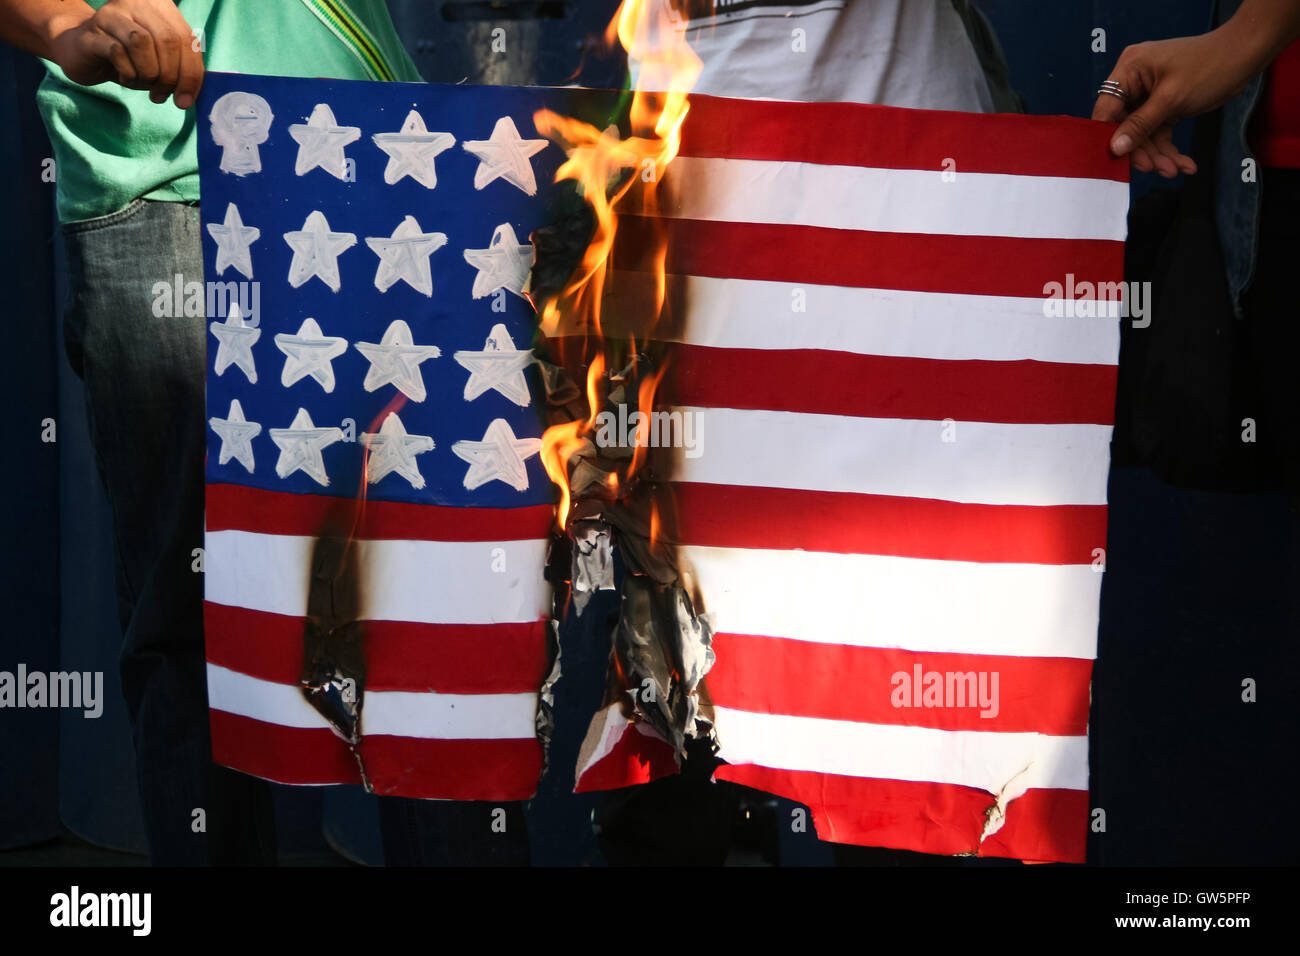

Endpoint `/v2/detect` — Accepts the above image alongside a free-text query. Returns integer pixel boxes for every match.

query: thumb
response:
[1110,95,1172,157]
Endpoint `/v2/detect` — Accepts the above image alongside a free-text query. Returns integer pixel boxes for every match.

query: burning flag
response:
[199,72,621,800]
[581,95,1129,862]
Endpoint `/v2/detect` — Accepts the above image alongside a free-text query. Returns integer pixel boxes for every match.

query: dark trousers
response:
[59,198,276,864]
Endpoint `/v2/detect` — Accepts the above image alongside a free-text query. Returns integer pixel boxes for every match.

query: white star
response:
[354,320,441,402]
[453,323,534,407]
[209,303,260,383]
[209,398,261,473]
[463,223,534,299]
[270,408,344,486]
[452,418,542,492]
[362,412,435,490]
[365,215,447,296]
[288,103,361,180]
[462,116,548,196]
[275,318,348,393]
[207,202,261,279]
[371,109,455,189]
[284,211,357,292]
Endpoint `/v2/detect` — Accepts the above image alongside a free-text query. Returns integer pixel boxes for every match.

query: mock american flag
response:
[196,73,621,800]
[576,95,1129,863]
[198,70,1128,857]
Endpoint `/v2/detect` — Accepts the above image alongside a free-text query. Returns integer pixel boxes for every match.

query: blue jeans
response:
[59,199,276,865]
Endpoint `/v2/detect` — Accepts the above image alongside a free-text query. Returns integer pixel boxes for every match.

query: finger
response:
[1130,145,1155,174]
[132,9,183,103]
[77,30,135,86]
[1093,61,1148,123]
[172,29,205,109]
[1151,128,1198,177]
[1111,93,1174,158]
[94,8,160,90]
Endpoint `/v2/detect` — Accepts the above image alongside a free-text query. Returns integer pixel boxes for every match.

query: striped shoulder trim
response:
[298,0,398,82]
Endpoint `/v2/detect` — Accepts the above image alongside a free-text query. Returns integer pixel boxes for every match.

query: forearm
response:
[0,0,94,59]
[1219,0,1300,75]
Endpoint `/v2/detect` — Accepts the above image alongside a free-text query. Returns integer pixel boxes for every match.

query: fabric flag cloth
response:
[197,73,616,799]
[581,95,1129,863]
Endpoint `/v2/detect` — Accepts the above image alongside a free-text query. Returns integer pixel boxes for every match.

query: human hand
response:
[47,0,203,108]
[1092,31,1263,178]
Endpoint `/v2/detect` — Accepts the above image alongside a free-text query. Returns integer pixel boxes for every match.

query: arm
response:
[0,0,203,108]
[1092,0,1300,177]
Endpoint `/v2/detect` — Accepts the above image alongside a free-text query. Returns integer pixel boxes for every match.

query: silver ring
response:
[1098,80,1128,101]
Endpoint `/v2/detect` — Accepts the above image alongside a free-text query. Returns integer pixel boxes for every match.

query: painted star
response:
[288,103,361,180]
[209,398,261,473]
[453,323,534,407]
[463,223,534,299]
[206,202,261,279]
[452,418,542,492]
[270,408,344,486]
[209,303,260,383]
[462,115,548,196]
[371,109,455,189]
[362,412,435,490]
[275,317,348,393]
[354,319,441,402]
[365,215,447,296]
[284,210,357,292]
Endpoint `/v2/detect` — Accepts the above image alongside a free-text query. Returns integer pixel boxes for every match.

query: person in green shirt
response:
[0,0,424,865]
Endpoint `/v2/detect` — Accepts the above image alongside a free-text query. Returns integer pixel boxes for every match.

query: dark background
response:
[2,0,1294,866]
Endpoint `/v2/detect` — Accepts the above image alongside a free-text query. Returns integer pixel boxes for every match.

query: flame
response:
[537,0,700,531]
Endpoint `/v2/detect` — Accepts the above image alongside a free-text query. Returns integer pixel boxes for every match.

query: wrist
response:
[36,4,95,62]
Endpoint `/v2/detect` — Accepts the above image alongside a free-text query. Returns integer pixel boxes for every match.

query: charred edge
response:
[299,521,371,789]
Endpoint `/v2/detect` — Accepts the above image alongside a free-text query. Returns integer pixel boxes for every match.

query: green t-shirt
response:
[38,0,423,223]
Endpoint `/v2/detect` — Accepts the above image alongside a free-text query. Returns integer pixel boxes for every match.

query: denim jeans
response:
[59,198,276,865]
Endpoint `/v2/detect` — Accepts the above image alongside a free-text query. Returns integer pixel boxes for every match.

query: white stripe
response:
[682,545,1100,659]
[713,707,1089,793]
[663,156,1129,241]
[204,530,550,624]
[602,274,1121,365]
[672,406,1113,506]
[206,664,537,739]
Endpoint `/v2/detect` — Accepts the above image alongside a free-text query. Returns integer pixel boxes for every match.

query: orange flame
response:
[538,0,700,531]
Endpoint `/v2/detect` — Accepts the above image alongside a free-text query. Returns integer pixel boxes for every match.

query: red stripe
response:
[671,484,1108,564]
[206,483,554,540]
[360,735,541,801]
[204,602,548,694]
[706,634,1093,734]
[715,764,1086,862]
[681,94,1129,183]
[574,724,679,794]
[671,344,1117,425]
[210,710,541,799]
[614,216,1123,300]
[210,710,361,786]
